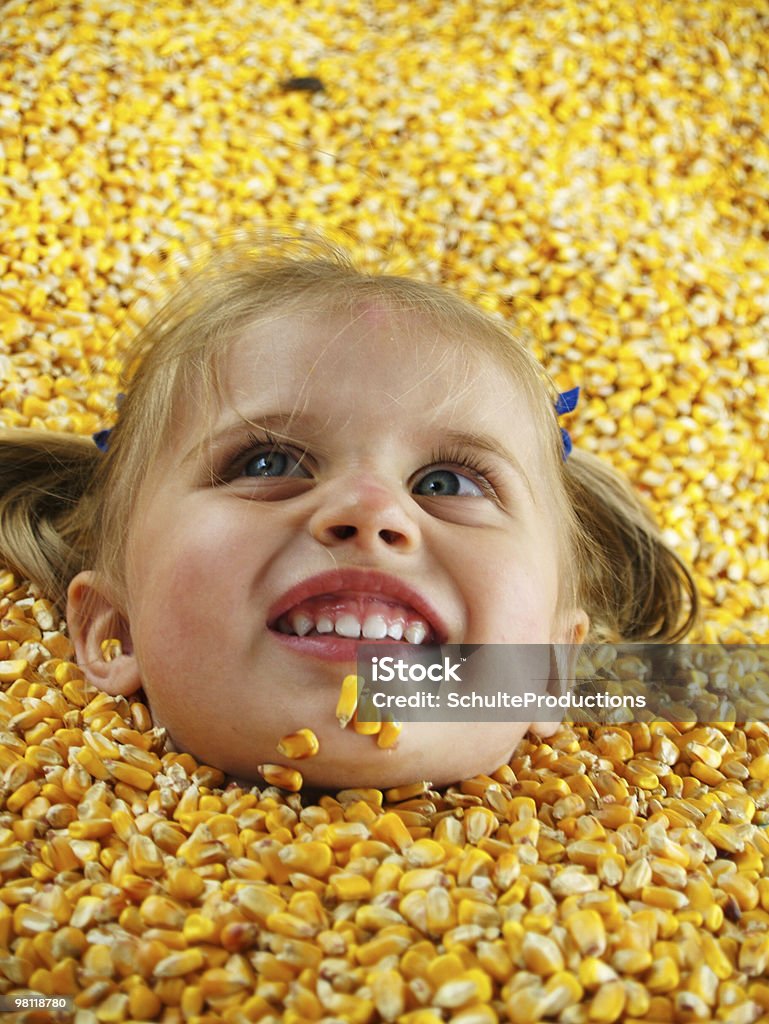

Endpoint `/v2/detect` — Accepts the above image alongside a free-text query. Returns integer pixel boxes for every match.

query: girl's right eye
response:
[241,448,310,479]
[217,431,313,486]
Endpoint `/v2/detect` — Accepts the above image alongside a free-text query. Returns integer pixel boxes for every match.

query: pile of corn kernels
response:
[1,0,768,1021]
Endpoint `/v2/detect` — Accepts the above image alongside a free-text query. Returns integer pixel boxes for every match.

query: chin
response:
[282,730,522,792]
[184,722,526,794]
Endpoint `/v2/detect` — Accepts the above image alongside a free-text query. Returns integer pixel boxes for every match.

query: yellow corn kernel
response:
[719,871,760,911]
[130,701,153,732]
[336,674,359,728]
[118,743,162,773]
[464,806,498,844]
[371,811,414,850]
[352,708,382,735]
[128,834,165,877]
[0,658,30,683]
[6,779,41,813]
[75,746,110,781]
[258,764,303,792]
[153,947,206,978]
[382,780,429,803]
[578,957,618,990]
[67,818,113,841]
[425,886,457,934]
[276,728,320,759]
[279,840,334,877]
[182,911,219,943]
[588,980,626,1023]
[505,987,548,1024]
[337,787,384,807]
[422,951,462,989]
[236,885,287,924]
[99,638,123,661]
[543,971,583,1014]
[372,861,403,895]
[522,932,565,976]
[646,956,680,993]
[433,969,492,1009]
[328,873,372,902]
[403,1012,449,1024]
[565,908,606,956]
[739,932,769,977]
[370,968,406,1021]
[104,760,156,790]
[748,753,769,781]
[377,719,403,748]
[456,847,493,885]
[640,885,689,910]
[748,981,769,1012]
[325,820,370,849]
[288,889,328,931]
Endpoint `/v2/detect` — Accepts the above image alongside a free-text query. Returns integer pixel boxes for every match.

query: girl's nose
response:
[309,476,420,552]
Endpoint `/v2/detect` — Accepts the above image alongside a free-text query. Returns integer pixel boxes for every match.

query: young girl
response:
[0,237,697,789]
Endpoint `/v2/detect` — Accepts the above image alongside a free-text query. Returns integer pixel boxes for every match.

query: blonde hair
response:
[0,236,698,641]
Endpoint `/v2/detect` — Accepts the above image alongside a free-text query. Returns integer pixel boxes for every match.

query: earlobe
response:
[66,571,143,697]
[570,608,590,647]
[529,645,569,739]
[530,610,590,739]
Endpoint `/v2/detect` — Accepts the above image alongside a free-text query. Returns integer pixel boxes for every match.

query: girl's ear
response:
[66,571,143,697]
[530,610,590,739]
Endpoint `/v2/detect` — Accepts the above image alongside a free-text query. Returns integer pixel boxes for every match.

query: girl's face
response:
[71,305,587,788]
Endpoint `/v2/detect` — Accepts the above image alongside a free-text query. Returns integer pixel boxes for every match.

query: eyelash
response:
[222,433,499,495]
[424,444,499,497]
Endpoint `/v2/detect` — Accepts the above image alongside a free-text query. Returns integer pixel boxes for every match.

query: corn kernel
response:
[257,764,303,792]
[336,674,359,728]
[276,728,320,759]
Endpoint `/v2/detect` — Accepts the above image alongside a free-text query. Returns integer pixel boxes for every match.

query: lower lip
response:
[269,630,413,662]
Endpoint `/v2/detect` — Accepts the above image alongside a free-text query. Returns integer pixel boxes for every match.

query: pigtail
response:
[564,448,699,642]
[0,431,99,610]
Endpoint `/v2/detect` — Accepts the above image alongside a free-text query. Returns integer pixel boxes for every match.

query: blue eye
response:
[243,449,308,478]
[413,468,484,497]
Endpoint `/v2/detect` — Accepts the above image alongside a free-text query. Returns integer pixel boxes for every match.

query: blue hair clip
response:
[555,386,579,460]
[92,393,125,453]
[92,428,112,452]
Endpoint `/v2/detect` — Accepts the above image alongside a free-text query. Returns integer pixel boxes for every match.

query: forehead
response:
[219,304,530,439]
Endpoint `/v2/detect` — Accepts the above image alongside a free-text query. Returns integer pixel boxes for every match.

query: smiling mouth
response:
[270,594,436,644]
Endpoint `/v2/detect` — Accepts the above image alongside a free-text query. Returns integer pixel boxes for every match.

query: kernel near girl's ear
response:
[65,570,142,697]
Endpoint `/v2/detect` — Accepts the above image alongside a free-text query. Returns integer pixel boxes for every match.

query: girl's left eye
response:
[241,448,310,479]
[412,467,485,498]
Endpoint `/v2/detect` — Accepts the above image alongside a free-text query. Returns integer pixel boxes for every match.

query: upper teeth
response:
[404,622,427,644]
[280,610,430,643]
[293,613,314,637]
[335,614,361,638]
[362,615,388,640]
